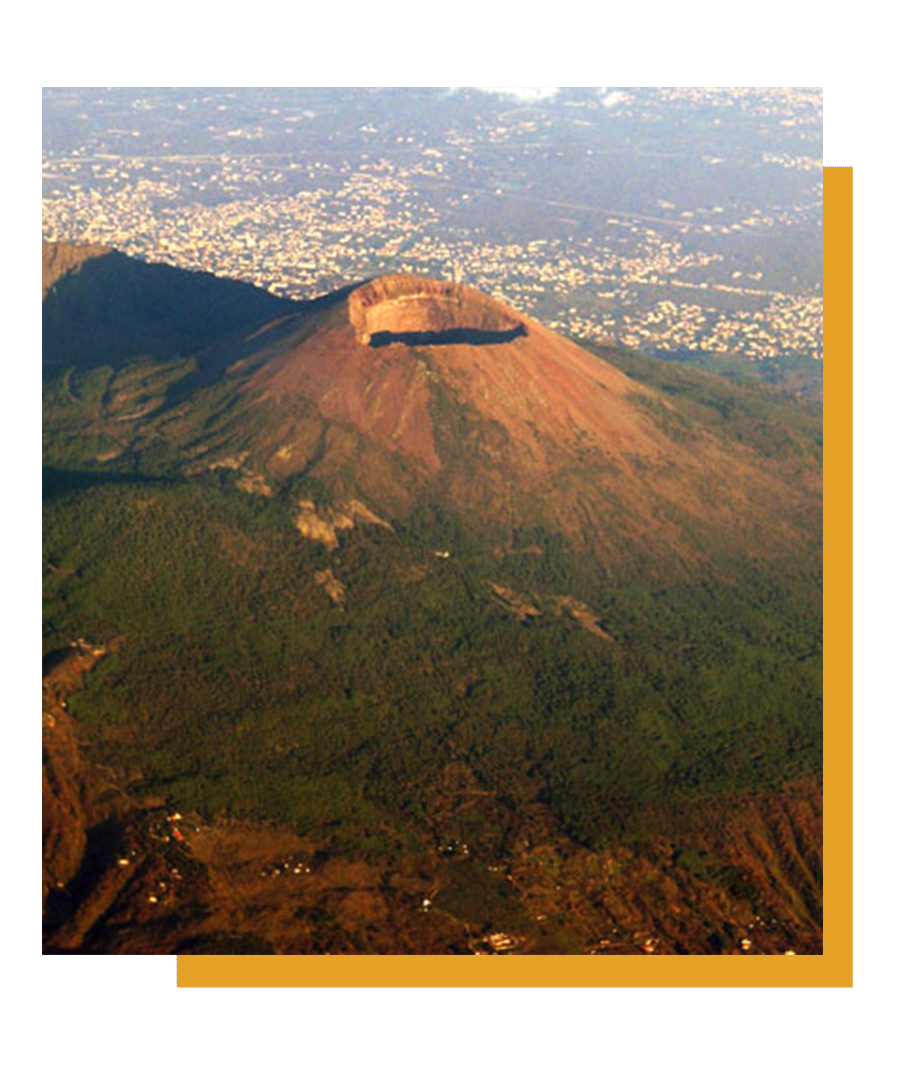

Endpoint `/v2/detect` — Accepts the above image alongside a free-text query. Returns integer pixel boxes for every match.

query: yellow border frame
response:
[178,168,852,988]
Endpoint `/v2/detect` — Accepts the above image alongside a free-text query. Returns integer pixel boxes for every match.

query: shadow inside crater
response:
[368,325,526,348]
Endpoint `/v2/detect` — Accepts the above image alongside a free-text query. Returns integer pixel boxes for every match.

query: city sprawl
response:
[43,87,822,370]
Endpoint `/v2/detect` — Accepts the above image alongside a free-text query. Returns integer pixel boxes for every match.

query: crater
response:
[348,274,526,347]
[367,325,526,348]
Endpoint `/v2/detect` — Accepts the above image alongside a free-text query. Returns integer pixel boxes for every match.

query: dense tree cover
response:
[586,342,823,463]
[43,464,821,854]
[646,348,823,403]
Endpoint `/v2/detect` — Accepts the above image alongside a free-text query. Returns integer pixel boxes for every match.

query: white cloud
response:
[600,89,627,109]
[450,87,562,103]
[447,87,627,108]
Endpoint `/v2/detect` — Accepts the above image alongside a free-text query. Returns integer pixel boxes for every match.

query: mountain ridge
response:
[42,242,821,574]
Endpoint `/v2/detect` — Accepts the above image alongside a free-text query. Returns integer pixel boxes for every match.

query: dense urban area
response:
[43,86,822,365]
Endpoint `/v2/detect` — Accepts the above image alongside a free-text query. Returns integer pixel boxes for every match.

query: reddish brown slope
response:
[230,274,818,565]
[246,274,666,471]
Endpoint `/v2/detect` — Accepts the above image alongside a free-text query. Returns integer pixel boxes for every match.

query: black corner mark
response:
[51,955,176,990]
[821,93,852,166]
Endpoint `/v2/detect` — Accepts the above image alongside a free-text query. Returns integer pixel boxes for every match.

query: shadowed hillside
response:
[43,241,297,371]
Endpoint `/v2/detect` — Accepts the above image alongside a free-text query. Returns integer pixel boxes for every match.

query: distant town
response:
[43,86,823,364]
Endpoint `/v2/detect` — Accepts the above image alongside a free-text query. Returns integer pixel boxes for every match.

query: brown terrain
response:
[193,272,817,570]
[43,644,821,956]
[243,274,706,473]
[348,273,525,344]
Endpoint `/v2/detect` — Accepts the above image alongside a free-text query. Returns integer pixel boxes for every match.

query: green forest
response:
[43,358,822,858]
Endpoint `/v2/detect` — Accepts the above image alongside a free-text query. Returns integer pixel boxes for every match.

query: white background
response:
[7,6,896,1078]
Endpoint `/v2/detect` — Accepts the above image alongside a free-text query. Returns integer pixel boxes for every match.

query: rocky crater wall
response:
[348,274,525,346]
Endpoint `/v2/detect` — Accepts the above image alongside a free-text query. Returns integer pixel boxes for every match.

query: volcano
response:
[43,243,822,955]
[241,272,666,470]
[42,244,822,570]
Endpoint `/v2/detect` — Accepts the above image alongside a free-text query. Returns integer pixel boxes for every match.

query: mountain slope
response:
[42,244,822,954]
[43,240,113,298]
[42,241,296,372]
[43,248,821,573]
